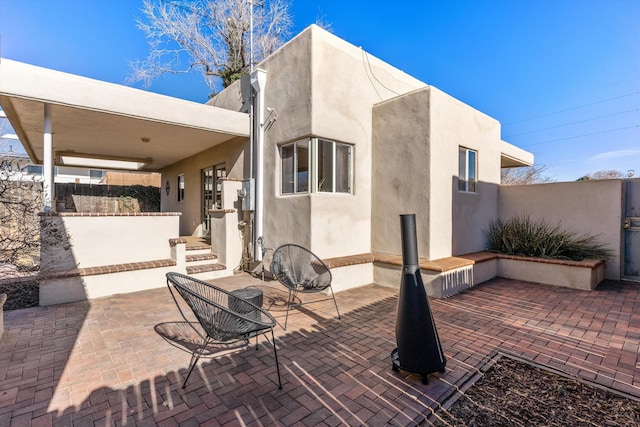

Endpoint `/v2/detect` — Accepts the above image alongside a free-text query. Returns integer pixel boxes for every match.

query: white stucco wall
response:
[498,180,623,280]
[42,214,179,270]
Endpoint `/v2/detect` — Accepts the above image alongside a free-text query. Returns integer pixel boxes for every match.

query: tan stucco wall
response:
[372,88,431,259]
[168,25,532,268]
[433,87,501,257]
[223,25,426,258]
[372,87,502,260]
[160,137,247,236]
[498,180,623,280]
[306,27,425,258]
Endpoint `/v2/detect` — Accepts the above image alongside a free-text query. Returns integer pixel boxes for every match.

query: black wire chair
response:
[165,272,282,389]
[270,244,341,330]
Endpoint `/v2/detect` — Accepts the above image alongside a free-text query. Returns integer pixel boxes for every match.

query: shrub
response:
[485,215,612,261]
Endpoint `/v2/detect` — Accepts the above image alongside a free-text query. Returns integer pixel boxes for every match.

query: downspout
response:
[43,103,54,212]
[250,69,267,261]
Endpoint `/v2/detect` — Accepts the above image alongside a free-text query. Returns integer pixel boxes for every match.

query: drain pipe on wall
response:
[251,68,267,262]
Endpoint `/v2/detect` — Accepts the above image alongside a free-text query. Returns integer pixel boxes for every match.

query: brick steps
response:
[186,263,226,275]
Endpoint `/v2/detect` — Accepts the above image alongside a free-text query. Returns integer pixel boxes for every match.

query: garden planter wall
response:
[496,255,605,291]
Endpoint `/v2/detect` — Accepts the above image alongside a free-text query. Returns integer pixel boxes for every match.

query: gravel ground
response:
[431,356,640,426]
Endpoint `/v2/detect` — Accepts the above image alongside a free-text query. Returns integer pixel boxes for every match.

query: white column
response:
[43,103,54,212]
[250,69,267,261]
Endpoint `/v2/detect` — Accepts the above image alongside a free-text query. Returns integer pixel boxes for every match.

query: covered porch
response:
[0,58,252,301]
[1,275,639,425]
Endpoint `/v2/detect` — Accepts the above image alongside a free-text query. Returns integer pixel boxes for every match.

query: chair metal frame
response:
[270,244,341,330]
[166,272,282,389]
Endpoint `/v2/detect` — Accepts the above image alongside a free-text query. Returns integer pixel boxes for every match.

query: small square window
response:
[459,147,477,193]
[89,169,104,179]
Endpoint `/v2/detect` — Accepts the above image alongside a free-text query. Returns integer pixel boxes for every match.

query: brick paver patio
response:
[1,276,639,426]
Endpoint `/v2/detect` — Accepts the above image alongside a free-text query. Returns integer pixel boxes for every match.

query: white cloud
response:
[591,150,640,160]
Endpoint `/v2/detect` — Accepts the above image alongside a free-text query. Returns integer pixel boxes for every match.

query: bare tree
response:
[0,153,73,309]
[577,169,626,181]
[128,0,292,92]
[501,165,554,186]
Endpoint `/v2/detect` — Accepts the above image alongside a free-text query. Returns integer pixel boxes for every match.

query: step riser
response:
[189,269,229,281]
[186,259,219,267]
[185,248,212,256]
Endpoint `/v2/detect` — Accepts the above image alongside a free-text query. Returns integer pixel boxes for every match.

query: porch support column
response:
[251,68,267,261]
[43,103,55,212]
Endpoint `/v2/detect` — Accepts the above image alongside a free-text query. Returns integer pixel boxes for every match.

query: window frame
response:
[280,140,310,195]
[280,138,353,196]
[458,147,478,193]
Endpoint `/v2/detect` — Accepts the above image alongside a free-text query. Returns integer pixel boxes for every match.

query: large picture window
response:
[458,147,477,193]
[280,138,353,195]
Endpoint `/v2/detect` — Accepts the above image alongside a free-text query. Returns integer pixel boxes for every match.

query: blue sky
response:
[0,0,638,182]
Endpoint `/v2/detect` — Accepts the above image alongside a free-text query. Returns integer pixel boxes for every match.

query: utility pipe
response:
[250,69,267,261]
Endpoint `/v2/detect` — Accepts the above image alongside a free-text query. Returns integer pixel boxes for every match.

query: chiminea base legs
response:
[391,349,446,385]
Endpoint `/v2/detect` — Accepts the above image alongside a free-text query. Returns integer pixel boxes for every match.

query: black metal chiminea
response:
[392,214,446,384]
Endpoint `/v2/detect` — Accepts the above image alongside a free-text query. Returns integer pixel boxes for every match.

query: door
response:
[624,179,640,281]
[201,164,226,235]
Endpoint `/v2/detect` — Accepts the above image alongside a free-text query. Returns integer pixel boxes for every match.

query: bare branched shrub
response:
[501,165,553,186]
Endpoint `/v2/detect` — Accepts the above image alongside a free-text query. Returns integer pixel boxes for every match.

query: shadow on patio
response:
[0,275,639,425]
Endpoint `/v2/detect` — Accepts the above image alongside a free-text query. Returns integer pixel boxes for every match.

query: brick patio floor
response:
[1,276,639,426]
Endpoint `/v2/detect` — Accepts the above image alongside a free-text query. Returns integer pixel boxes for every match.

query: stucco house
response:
[160,25,532,286]
[17,25,626,306]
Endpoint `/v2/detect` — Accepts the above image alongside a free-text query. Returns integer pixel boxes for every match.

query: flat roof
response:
[0,58,249,171]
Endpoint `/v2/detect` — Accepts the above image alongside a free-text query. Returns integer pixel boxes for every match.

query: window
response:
[280,138,353,195]
[26,165,43,175]
[177,174,185,202]
[89,169,104,179]
[317,139,352,193]
[458,147,477,192]
[280,140,309,194]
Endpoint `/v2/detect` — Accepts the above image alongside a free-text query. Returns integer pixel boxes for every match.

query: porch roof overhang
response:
[500,140,534,168]
[0,58,250,171]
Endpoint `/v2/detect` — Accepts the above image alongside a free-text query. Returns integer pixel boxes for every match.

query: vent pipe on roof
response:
[251,68,267,261]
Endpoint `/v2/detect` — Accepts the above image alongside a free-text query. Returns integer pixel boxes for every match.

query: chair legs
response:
[282,287,341,331]
[270,328,283,389]
[329,285,341,321]
[283,289,295,330]
[182,335,212,388]
[181,330,282,390]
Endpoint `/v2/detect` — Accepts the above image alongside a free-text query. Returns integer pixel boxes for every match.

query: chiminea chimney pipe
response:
[400,214,418,268]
